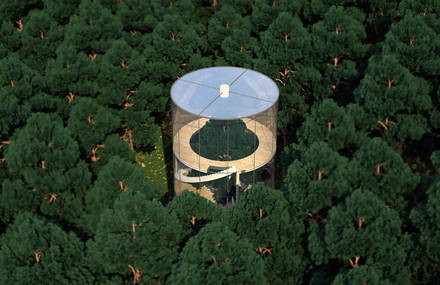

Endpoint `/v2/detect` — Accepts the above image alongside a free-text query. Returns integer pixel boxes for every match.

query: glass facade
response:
[171,67,278,206]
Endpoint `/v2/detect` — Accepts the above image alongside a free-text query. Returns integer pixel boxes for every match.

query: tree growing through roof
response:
[0,212,93,284]
[86,189,184,284]
[226,183,307,284]
[168,222,266,284]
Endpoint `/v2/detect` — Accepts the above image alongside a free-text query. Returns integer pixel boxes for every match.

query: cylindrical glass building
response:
[171,66,278,207]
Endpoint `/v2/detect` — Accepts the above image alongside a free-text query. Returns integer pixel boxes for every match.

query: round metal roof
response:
[171,66,279,120]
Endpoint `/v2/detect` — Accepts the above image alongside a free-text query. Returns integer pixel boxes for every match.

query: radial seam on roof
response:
[229,70,247,86]
[179,79,219,90]
[198,93,222,116]
[229,91,275,103]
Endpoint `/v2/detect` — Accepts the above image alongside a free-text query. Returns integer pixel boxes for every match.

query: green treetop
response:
[383,13,440,76]
[226,183,307,284]
[167,190,224,236]
[332,265,391,285]
[86,189,184,284]
[67,97,120,159]
[1,113,91,224]
[281,141,349,218]
[298,99,368,152]
[323,189,411,284]
[346,137,420,212]
[0,212,93,284]
[19,9,64,73]
[64,0,123,54]
[311,6,368,91]
[84,156,164,234]
[354,53,432,145]
[169,222,266,285]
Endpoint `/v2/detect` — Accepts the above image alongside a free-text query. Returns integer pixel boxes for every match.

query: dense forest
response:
[0,0,439,284]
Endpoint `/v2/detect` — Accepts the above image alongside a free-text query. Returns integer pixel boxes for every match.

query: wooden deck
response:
[173,118,276,176]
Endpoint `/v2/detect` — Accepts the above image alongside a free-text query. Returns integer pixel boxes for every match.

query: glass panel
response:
[181,66,246,88]
[229,70,279,102]
[171,80,220,115]
[200,93,273,119]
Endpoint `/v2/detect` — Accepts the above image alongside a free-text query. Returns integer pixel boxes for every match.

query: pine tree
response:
[226,183,307,284]
[0,18,22,52]
[409,171,440,283]
[0,212,93,284]
[45,43,100,108]
[169,222,266,284]
[346,137,420,212]
[221,25,256,67]
[86,189,184,284]
[67,97,120,160]
[250,0,304,33]
[311,6,368,92]
[42,0,81,25]
[84,156,164,234]
[1,113,91,224]
[332,265,390,285]
[298,99,368,151]
[96,39,146,107]
[207,4,250,51]
[383,13,440,76]
[354,53,432,146]
[64,0,123,54]
[323,189,411,283]
[0,54,45,137]
[19,9,64,72]
[282,141,349,217]
[167,190,224,236]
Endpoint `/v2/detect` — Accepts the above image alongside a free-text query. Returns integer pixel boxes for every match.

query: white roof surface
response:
[171,66,279,119]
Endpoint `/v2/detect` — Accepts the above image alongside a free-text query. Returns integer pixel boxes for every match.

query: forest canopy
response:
[0,0,439,284]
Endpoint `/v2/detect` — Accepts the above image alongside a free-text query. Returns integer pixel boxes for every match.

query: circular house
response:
[171,66,278,206]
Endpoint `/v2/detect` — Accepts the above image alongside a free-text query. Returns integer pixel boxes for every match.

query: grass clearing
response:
[136,129,168,193]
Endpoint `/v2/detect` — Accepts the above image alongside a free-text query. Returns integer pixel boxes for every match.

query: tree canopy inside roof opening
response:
[190,119,258,161]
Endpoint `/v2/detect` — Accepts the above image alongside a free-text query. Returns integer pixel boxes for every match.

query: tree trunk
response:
[318,170,323,180]
[127,129,134,152]
[333,56,339,67]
